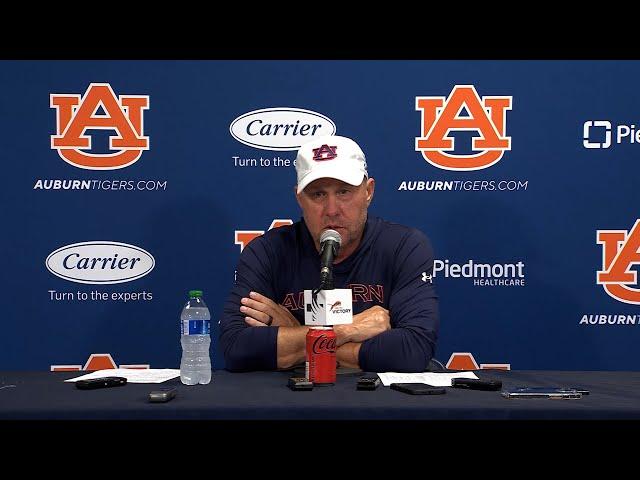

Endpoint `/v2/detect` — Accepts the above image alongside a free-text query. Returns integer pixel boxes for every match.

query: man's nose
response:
[324,193,340,216]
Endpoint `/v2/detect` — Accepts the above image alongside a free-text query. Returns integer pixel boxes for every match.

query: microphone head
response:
[320,229,342,246]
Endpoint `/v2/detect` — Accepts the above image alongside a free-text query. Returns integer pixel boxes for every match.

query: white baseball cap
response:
[295,135,368,193]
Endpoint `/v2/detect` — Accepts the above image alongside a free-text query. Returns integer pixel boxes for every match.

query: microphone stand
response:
[319,269,334,291]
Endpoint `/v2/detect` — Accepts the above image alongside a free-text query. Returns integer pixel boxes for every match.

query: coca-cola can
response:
[305,326,336,385]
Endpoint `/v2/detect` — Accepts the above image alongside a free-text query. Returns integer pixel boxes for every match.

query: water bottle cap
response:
[188,290,203,297]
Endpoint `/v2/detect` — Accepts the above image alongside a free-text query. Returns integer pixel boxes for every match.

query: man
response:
[220,135,439,372]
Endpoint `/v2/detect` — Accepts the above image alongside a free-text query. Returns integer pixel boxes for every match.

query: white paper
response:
[64,368,180,383]
[377,371,479,387]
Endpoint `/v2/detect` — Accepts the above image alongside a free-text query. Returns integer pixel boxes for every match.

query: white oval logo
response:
[46,241,155,284]
[229,107,336,151]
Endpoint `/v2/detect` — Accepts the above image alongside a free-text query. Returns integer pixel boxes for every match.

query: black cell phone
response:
[357,376,381,391]
[390,383,446,395]
[148,387,177,403]
[75,376,127,390]
[288,377,313,391]
[451,378,502,391]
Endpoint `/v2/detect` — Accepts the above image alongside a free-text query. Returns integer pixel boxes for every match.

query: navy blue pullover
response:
[220,216,439,373]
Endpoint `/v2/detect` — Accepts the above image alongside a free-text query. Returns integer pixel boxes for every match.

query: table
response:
[1,369,639,421]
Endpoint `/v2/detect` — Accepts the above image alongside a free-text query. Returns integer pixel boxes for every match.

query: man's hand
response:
[241,291,300,327]
[334,305,390,345]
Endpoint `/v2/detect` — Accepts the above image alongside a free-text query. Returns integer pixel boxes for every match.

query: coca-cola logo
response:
[312,335,336,354]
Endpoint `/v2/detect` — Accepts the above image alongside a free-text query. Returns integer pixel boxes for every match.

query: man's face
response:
[296,177,375,260]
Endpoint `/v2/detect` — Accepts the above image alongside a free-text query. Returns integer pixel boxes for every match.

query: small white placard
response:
[304,289,353,326]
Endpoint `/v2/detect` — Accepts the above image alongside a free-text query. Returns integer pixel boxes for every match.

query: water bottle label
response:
[181,320,211,335]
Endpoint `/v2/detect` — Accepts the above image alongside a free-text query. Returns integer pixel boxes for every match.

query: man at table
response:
[219,135,439,372]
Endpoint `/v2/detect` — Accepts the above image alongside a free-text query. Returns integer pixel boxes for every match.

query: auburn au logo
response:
[50,83,149,170]
[597,220,640,305]
[312,144,338,161]
[235,219,293,252]
[415,85,512,171]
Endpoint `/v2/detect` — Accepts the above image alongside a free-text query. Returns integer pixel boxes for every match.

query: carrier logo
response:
[229,108,336,151]
[583,120,640,149]
[46,241,155,284]
[597,220,640,304]
[50,83,149,170]
[415,85,512,171]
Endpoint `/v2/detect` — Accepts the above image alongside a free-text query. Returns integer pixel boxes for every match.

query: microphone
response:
[319,229,342,289]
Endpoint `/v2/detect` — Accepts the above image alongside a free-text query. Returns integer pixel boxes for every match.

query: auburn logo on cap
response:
[312,144,338,161]
[50,83,149,170]
[597,220,640,305]
[415,85,512,171]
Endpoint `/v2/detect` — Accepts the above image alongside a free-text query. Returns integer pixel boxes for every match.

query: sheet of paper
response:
[377,371,478,387]
[64,369,180,383]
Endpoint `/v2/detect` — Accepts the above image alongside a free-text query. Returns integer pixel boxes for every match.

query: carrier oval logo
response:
[229,108,336,151]
[46,241,155,284]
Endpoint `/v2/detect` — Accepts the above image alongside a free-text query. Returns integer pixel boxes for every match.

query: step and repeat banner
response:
[1,60,638,372]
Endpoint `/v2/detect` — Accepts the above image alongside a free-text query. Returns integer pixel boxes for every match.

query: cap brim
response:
[296,164,365,193]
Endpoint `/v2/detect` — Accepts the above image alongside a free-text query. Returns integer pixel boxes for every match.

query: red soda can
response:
[305,327,337,385]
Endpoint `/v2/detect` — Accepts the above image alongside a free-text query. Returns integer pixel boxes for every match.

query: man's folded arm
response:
[357,229,439,373]
[358,323,437,372]
[219,238,279,372]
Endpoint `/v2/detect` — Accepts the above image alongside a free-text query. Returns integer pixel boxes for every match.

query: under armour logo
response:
[421,272,432,283]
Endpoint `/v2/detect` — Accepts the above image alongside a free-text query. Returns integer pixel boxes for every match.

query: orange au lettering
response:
[50,83,149,170]
[415,85,511,171]
[597,219,640,304]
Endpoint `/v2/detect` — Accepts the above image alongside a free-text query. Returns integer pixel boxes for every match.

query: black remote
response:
[451,378,502,391]
[75,376,127,390]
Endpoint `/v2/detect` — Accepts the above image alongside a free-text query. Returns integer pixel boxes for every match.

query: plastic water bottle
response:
[180,290,212,385]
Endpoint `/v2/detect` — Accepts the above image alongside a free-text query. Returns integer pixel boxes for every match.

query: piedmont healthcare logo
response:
[399,85,527,193]
[583,120,640,149]
[433,259,526,287]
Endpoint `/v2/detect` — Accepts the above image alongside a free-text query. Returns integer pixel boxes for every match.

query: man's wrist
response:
[336,342,361,369]
[276,325,310,369]
[333,324,354,346]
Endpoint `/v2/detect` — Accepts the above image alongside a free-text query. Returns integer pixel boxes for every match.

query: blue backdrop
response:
[1,60,638,371]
